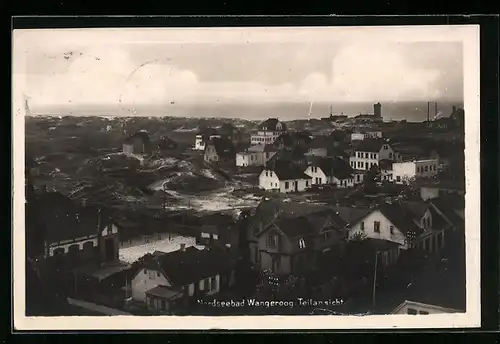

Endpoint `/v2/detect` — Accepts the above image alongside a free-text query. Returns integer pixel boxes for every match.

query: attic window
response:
[298,238,306,249]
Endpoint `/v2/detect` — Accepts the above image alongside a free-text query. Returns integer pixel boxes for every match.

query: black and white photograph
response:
[12,25,480,330]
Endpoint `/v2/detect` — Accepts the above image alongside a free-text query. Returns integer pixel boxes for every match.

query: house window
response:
[407,308,418,315]
[390,225,394,234]
[416,166,420,173]
[266,171,269,177]
[360,222,365,231]
[267,234,279,248]
[156,272,160,277]
[396,176,401,182]
[200,278,206,290]
[424,166,429,172]
[144,269,147,275]
[388,152,392,159]
[419,311,429,315]
[298,238,306,249]
[306,181,309,187]
[374,221,381,233]
[285,182,289,189]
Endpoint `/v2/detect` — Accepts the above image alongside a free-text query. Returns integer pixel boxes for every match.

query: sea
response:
[29,100,463,123]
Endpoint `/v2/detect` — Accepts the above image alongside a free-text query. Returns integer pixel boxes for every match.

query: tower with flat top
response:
[373,102,382,119]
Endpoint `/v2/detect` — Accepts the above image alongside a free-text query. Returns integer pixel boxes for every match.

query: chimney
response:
[180,243,186,251]
[427,102,430,122]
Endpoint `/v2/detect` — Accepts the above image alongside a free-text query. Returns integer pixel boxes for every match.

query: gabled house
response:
[392,159,439,184]
[204,137,236,164]
[349,139,395,171]
[250,118,287,145]
[259,159,312,193]
[391,300,462,315]
[245,199,347,275]
[304,157,354,188]
[123,131,153,156]
[131,246,235,313]
[236,144,278,167]
[347,202,431,266]
[195,127,220,151]
[37,192,120,265]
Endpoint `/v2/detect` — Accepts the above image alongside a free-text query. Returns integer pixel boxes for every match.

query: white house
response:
[347,202,433,266]
[236,144,278,167]
[130,246,234,313]
[392,159,439,184]
[304,157,354,188]
[391,300,462,315]
[250,118,287,145]
[195,128,220,151]
[350,131,383,142]
[349,139,395,171]
[259,160,312,193]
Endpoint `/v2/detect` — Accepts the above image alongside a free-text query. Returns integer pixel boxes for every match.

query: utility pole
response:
[372,250,378,310]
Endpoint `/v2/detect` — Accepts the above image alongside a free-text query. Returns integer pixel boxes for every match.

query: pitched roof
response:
[206,137,235,159]
[153,246,233,287]
[124,131,151,145]
[429,196,464,229]
[378,202,422,235]
[247,144,278,153]
[265,159,311,180]
[273,216,315,237]
[36,192,113,243]
[248,199,330,234]
[311,157,354,180]
[355,139,390,153]
[145,285,182,300]
[331,206,372,226]
[257,118,286,131]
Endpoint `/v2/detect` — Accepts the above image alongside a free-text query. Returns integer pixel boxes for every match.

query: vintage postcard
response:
[12,25,480,330]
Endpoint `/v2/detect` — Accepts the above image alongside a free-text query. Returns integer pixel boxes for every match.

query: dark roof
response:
[124,131,151,145]
[206,137,235,159]
[153,247,233,287]
[274,216,315,237]
[247,144,278,153]
[378,202,422,235]
[248,199,330,234]
[355,139,390,153]
[331,206,372,225]
[311,157,353,180]
[257,118,286,131]
[36,192,112,243]
[265,159,311,181]
[145,285,182,299]
[430,196,464,229]
[308,135,331,149]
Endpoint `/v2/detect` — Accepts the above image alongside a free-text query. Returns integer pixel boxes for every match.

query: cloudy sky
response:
[13,27,464,109]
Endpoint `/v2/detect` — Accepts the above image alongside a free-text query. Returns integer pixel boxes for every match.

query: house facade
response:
[123,131,153,156]
[392,159,439,184]
[350,131,383,142]
[204,137,236,164]
[304,157,354,188]
[349,139,395,171]
[130,246,234,314]
[235,144,278,167]
[250,118,287,145]
[259,160,311,193]
[246,199,347,276]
